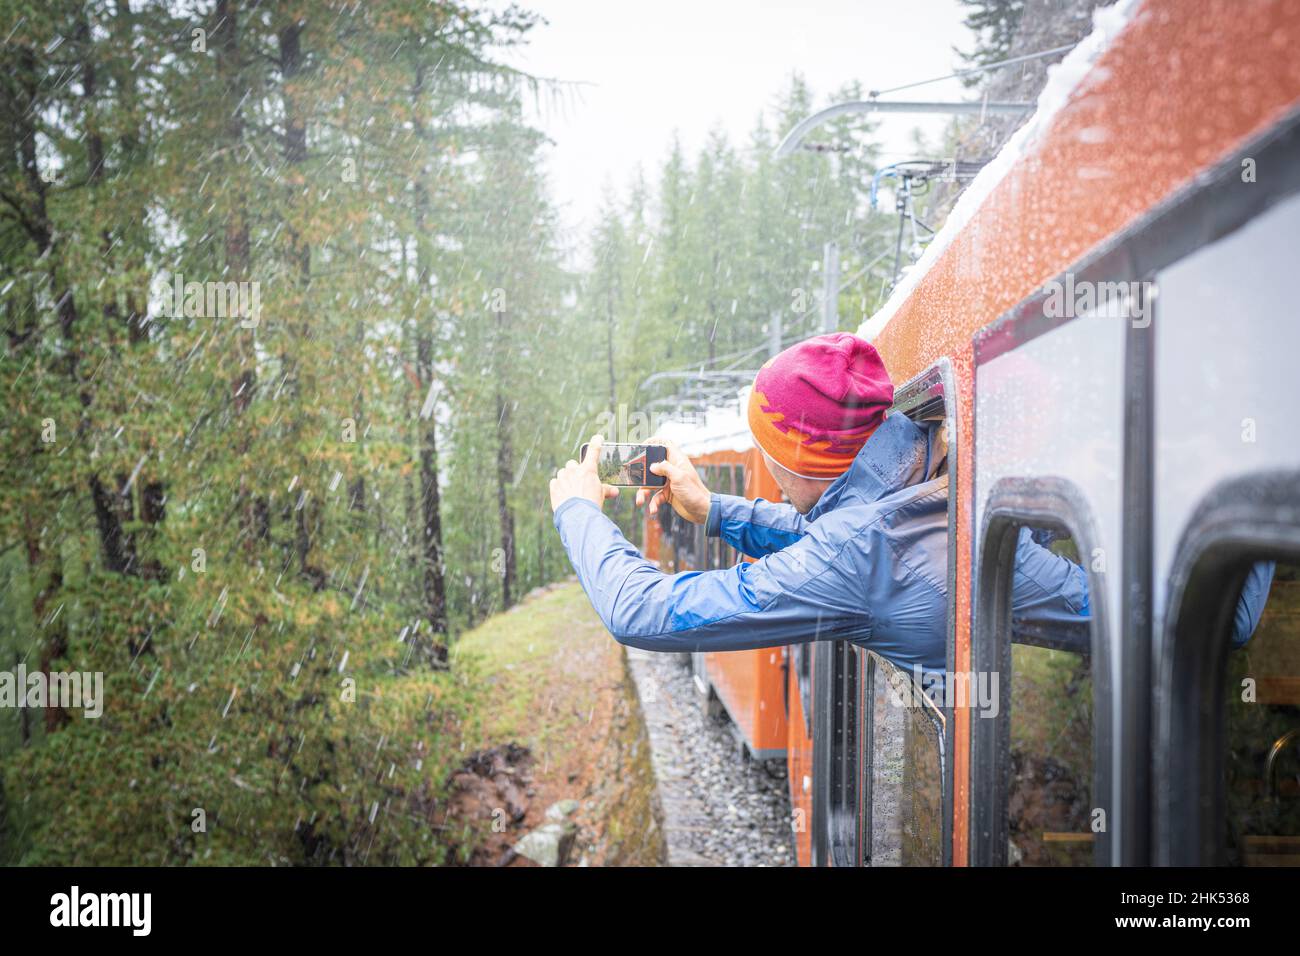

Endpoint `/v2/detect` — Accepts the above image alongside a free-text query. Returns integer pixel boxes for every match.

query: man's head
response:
[747,333,893,514]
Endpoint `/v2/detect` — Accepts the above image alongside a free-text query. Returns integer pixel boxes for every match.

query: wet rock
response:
[545,799,581,821]
[514,820,578,867]
[444,743,535,865]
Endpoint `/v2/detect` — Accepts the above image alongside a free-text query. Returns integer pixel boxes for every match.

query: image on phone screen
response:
[578,443,667,487]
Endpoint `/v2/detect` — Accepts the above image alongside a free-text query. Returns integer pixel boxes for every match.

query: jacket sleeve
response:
[1010,530,1275,651]
[705,492,808,559]
[554,497,861,652]
[1009,528,1091,647]
[1231,561,1275,648]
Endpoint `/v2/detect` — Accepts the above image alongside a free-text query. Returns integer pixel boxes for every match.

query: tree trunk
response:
[416,332,448,643]
[26,533,68,733]
[215,0,262,557]
[412,61,448,650]
[606,280,617,413]
[89,474,138,574]
[13,44,81,729]
[495,376,517,609]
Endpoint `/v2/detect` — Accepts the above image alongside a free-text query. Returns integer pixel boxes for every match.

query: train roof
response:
[857,0,1140,344]
[656,387,754,457]
[857,0,1300,391]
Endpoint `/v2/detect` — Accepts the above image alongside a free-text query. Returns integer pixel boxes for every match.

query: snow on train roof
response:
[857,0,1141,343]
[655,386,754,457]
[656,0,1141,454]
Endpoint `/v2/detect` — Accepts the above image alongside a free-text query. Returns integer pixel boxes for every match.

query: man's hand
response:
[550,434,620,513]
[634,437,711,524]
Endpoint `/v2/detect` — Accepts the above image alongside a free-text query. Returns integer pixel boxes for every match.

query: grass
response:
[453,580,665,865]
[455,581,622,762]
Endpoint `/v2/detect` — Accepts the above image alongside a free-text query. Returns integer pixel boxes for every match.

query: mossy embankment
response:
[453,580,665,866]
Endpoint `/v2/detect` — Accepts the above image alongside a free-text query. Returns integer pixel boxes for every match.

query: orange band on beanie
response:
[745,334,894,479]
[747,388,879,479]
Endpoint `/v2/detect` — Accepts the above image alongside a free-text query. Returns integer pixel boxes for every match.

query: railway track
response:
[627,648,794,867]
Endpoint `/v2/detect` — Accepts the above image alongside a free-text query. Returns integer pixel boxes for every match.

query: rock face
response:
[514,813,579,868]
[545,799,580,822]
[447,582,666,867]
[512,799,581,867]
[444,743,535,865]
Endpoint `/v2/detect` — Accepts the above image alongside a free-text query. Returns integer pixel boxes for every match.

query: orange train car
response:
[689,450,789,762]
[641,407,823,867]
[648,0,1300,866]
[642,439,791,760]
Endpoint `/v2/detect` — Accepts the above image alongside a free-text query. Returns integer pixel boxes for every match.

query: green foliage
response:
[573,74,890,449]
[956,0,1026,80]
[0,0,550,866]
[0,2,920,867]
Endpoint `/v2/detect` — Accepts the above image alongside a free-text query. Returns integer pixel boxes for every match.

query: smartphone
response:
[579,442,668,487]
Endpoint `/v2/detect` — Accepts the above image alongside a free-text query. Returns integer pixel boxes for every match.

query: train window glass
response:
[1223,560,1300,866]
[656,497,674,535]
[865,652,944,866]
[851,361,955,867]
[1007,526,1094,867]
[676,507,697,571]
[655,505,675,571]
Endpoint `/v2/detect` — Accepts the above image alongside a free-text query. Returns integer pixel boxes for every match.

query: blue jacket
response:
[553,413,1272,676]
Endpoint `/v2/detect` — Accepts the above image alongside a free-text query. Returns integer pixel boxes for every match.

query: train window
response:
[655,505,676,571]
[974,502,1104,868]
[696,467,714,570]
[1159,475,1300,865]
[864,651,944,866]
[1222,560,1299,865]
[835,359,955,867]
[809,360,956,867]
[1008,527,1093,866]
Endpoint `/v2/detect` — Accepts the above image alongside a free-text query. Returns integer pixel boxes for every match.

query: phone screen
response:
[579,443,667,487]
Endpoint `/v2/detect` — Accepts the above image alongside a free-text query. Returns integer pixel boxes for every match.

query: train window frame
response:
[811,358,958,866]
[812,639,859,866]
[861,649,947,865]
[1155,470,1300,865]
[971,476,1113,867]
[890,358,959,865]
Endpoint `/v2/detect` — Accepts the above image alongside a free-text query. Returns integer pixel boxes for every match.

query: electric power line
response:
[868,42,1078,98]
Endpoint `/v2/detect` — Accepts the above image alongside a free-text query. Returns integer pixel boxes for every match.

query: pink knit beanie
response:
[747,333,894,478]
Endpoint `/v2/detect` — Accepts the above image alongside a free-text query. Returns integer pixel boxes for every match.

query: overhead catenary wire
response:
[868,42,1080,98]
[649,45,1082,418]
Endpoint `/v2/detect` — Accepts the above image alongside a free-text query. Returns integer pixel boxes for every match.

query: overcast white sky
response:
[508,0,974,242]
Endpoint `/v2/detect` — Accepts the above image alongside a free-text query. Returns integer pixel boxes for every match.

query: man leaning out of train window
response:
[549,333,1275,689]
